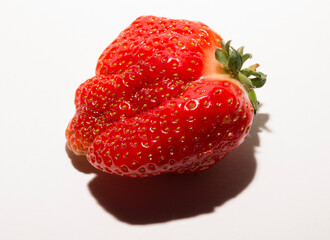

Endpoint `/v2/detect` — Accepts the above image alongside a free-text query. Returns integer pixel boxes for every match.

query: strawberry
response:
[66,16,266,177]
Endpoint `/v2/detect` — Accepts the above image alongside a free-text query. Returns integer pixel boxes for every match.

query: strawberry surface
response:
[66,16,266,177]
[88,78,253,177]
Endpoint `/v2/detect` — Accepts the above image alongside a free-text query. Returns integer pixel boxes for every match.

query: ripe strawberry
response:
[66,16,266,177]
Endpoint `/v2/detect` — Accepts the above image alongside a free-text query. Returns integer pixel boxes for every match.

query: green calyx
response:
[215,40,267,114]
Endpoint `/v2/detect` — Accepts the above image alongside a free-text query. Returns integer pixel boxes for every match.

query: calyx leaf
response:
[215,48,229,66]
[215,40,267,114]
[228,49,243,74]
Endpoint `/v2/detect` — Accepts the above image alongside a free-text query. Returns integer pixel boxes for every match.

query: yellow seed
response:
[188,103,195,108]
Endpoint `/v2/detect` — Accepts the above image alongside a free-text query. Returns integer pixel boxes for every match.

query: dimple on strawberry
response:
[66,16,266,178]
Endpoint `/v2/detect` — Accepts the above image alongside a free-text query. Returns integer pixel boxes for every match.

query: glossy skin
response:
[88,78,253,177]
[66,16,222,155]
[66,16,254,177]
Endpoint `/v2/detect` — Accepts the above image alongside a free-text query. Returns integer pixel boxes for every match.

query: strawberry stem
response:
[215,40,267,114]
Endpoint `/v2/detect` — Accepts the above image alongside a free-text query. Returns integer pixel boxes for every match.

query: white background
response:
[1,0,330,239]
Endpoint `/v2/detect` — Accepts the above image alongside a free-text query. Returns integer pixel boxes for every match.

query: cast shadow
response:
[67,113,269,225]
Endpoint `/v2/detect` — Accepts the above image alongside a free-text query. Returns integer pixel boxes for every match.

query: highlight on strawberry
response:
[66,16,267,178]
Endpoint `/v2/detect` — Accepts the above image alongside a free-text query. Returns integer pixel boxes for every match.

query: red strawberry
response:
[66,16,266,177]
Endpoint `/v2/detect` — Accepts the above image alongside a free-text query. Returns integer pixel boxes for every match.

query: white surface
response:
[1,0,330,239]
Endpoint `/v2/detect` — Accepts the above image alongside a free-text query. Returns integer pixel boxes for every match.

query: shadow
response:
[67,113,269,225]
[66,145,99,174]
